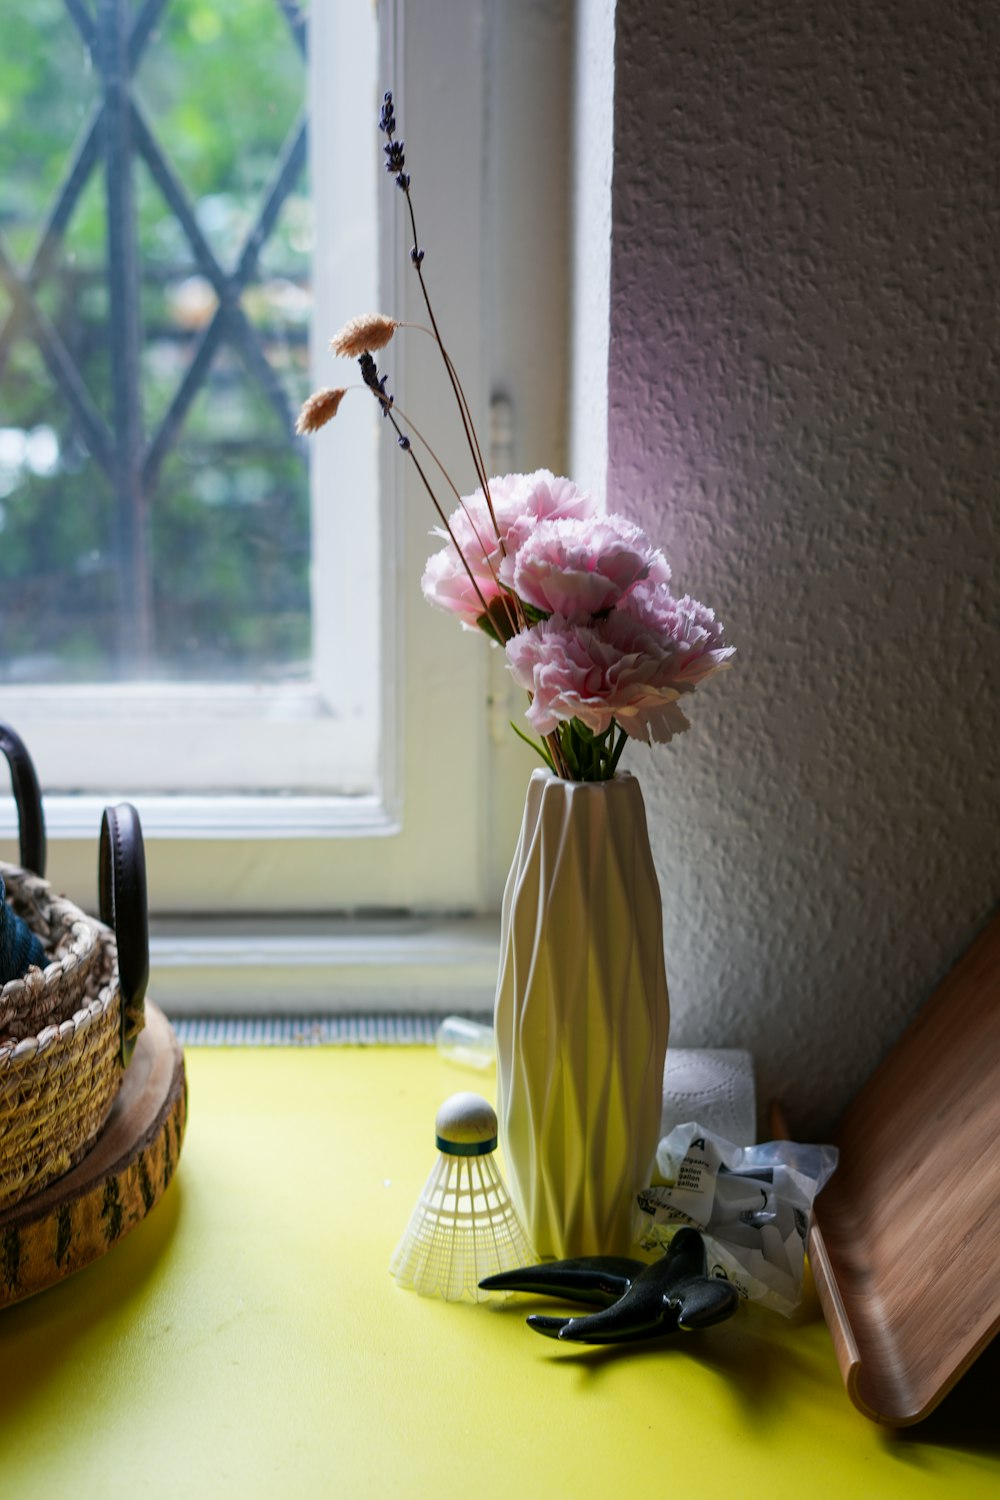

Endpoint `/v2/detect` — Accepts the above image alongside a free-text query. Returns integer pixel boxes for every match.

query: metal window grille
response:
[0,0,310,680]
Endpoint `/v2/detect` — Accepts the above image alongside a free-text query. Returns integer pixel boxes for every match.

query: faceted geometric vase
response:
[494,768,670,1259]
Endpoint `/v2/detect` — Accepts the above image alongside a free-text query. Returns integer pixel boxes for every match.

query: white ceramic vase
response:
[494,768,670,1259]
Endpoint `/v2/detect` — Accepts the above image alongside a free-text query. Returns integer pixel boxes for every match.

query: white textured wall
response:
[605,0,1000,1133]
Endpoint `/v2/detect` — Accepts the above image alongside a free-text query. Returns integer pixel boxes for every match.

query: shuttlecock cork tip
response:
[435,1093,498,1155]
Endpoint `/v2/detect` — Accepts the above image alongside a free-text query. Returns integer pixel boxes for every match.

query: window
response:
[0,0,574,1004]
[1,0,379,804]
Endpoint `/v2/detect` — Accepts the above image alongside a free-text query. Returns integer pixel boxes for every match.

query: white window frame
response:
[0,0,580,1008]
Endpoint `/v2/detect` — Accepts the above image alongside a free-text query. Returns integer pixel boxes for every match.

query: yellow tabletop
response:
[1,1044,997,1499]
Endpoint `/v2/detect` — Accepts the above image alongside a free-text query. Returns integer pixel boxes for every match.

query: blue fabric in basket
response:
[0,875,48,984]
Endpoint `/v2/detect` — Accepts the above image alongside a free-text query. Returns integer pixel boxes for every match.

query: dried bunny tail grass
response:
[296,387,347,434]
[330,313,399,358]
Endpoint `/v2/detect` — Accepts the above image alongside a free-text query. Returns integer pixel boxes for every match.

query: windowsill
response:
[149,912,499,1015]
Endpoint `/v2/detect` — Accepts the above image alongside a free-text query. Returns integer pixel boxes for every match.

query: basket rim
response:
[0,988,119,1072]
[0,859,117,1049]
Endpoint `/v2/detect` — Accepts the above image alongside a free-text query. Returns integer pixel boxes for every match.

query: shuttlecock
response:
[390,1092,536,1301]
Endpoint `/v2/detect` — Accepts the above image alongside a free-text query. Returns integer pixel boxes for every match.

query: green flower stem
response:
[548,718,626,782]
[509,720,555,773]
[608,723,629,774]
[508,717,627,781]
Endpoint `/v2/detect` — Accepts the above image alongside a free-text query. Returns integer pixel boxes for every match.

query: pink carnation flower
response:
[421,470,595,631]
[420,545,499,630]
[499,471,596,556]
[620,584,734,687]
[506,597,733,744]
[420,473,522,629]
[501,514,669,620]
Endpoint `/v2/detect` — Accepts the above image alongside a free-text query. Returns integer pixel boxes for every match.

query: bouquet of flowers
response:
[298,93,733,782]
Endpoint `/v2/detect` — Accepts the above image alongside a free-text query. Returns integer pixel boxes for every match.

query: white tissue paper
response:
[661,1048,757,1145]
[638,1124,839,1316]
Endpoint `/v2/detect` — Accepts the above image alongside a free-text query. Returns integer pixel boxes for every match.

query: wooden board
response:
[801,911,1000,1426]
[0,1002,186,1308]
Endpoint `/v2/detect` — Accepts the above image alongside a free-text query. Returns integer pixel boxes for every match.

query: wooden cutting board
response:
[0,1002,186,1308]
[802,911,1000,1425]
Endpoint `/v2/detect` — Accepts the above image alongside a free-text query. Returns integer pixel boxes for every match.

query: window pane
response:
[0,0,312,687]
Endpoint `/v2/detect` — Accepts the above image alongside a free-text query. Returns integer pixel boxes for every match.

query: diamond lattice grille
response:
[0,0,311,681]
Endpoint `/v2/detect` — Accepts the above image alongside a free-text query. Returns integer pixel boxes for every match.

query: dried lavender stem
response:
[371,394,496,627]
[398,323,494,527]
[379,394,519,639]
[402,187,497,526]
[398,323,522,631]
[377,95,515,635]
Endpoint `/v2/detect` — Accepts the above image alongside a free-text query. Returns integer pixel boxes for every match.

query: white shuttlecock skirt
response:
[390,1148,535,1301]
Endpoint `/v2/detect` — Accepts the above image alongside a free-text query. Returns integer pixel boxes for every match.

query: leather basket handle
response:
[0,721,46,877]
[99,803,149,1067]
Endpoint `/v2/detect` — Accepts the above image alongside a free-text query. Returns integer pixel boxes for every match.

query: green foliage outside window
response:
[0,0,313,684]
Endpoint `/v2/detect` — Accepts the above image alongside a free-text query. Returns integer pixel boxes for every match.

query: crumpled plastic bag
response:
[637,1124,839,1316]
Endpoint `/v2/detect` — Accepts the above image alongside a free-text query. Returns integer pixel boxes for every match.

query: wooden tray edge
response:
[809,1209,1000,1427]
[773,909,1000,1425]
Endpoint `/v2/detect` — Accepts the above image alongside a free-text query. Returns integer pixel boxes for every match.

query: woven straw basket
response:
[0,723,148,1213]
